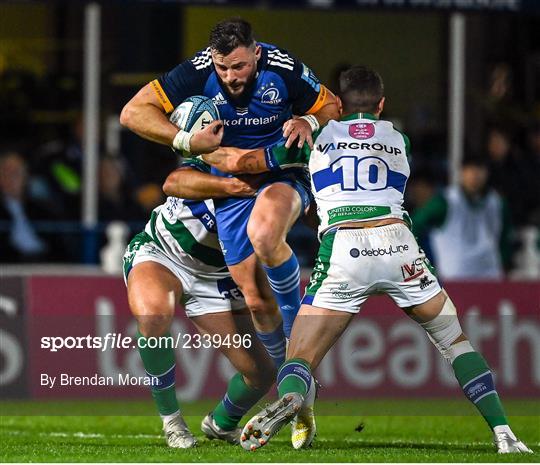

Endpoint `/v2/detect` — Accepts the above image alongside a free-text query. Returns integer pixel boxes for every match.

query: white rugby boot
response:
[493,426,532,454]
[201,413,242,445]
[291,377,318,449]
[163,414,197,448]
[241,393,304,451]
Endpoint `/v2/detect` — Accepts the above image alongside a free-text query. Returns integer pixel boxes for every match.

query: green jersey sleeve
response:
[395,130,411,160]
[180,156,211,173]
[264,141,312,171]
[263,127,324,171]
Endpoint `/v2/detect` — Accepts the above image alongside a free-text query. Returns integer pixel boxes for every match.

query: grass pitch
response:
[1,399,539,462]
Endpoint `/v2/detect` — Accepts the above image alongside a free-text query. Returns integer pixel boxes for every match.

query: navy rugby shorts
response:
[215,168,312,266]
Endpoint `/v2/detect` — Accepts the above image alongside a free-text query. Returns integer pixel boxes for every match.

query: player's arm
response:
[279,56,339,148]
[120,52,221,154]
[283,86,338,149]
[162,158,260,199]
[202,147,266,174]
[202,142,310,174]
[308,85,340,125]
[120,82,179,146]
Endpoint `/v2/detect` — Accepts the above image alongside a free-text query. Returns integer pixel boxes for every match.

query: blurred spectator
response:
[488,63,513,101]
[412,156,512,280]
[482,62,528,130]
[485,126,536,226]
[33,115,84,219]
[0,150,60,262]
[525,122,540,226]
[98,155,144,222]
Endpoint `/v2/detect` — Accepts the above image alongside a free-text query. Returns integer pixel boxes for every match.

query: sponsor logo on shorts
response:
[348,122,375,140]
[355,244,409,257]
[467,382,487,397]
[217,277,243,300]
[331,283,352,299]
[419,275,434,290]
[350,248,360,258]
[401,258,425,282]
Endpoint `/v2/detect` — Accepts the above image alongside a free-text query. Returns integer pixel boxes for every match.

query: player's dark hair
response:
[209,18,255,56]
[339,65,384,114]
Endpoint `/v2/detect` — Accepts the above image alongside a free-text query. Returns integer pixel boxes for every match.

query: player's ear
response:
[377,97,385,114]
[254,44,262,61]
[336,96,343,116]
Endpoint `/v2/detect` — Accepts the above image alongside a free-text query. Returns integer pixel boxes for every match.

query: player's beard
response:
[221,71,258,103]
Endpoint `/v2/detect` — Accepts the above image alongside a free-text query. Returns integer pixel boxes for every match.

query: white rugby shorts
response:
[123,232,245,317]
[303,223,441,313]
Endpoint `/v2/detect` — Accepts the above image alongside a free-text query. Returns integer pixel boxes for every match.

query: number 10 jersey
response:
[308,112,411,238]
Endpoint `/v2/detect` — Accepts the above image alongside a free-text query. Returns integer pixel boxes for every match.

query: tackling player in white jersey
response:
[201,65,532,454]
[124,159,275,448]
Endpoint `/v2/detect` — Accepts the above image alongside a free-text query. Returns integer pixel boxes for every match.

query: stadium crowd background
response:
[1,2,539,279]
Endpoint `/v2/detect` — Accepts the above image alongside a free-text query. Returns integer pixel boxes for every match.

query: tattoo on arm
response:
[203,148,267,173]
[237,152,266,173]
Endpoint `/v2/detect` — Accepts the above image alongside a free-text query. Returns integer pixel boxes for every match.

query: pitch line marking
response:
[2,430,162,440]
[2,430,539,448]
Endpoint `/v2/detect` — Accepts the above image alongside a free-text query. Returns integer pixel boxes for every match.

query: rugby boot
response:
[201,413,242,445]
[291,377,319,449]
[241,393,304,451]
[493,427,532,454]
[163,414,197,448]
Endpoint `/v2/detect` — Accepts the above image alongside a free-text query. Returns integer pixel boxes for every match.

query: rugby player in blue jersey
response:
[121,18,338,447]
[122,18,337,346]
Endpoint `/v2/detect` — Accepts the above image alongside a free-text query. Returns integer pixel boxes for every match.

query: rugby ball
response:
[170,95,219,143]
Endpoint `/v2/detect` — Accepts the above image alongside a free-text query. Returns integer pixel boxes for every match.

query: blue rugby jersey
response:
[151,43,323,265]
[152,42,325,150]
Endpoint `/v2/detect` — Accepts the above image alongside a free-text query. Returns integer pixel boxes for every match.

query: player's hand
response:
[190,120,224,154]
[227,174,267,197]
[283,117,313,149]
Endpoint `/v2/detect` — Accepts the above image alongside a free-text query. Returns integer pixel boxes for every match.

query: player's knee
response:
[247,221,283,261]
[244,295,275,317]
[132,304,173,337]
[419,297,473,363]
[240,287,268,309]
[134,311,173,338]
